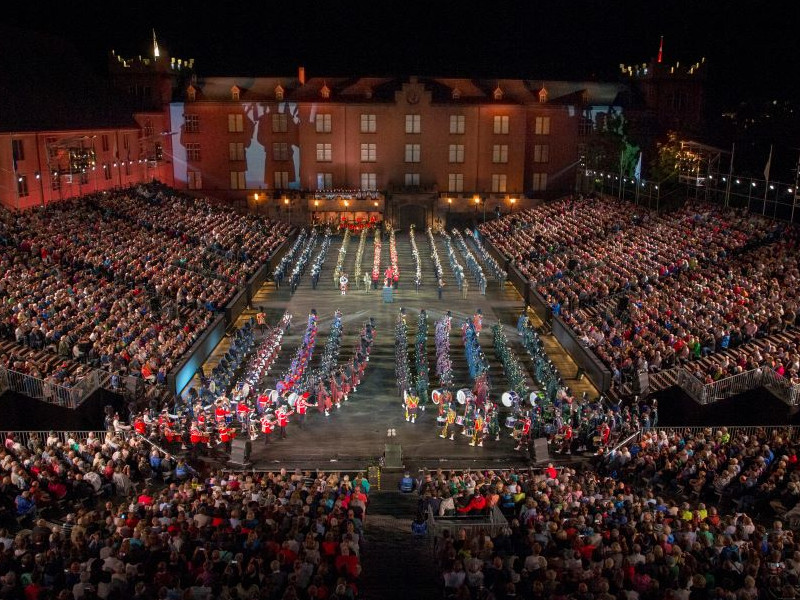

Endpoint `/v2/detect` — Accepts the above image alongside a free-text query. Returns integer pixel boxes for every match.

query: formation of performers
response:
[131,313,376,451]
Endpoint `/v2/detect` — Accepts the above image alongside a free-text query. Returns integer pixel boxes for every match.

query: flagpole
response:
[724,143,734,207]
[764,144,773,216]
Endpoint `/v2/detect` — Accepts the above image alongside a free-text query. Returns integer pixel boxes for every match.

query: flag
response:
[764,145,773,181]
[657,36,664,64]
[634,152,642,181]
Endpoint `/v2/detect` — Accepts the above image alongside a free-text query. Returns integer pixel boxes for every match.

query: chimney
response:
[298,66,306,85]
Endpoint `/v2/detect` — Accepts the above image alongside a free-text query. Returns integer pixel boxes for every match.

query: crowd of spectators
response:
[421,424,800,600]
[1,428,370,600]
[0,184,290,387]
[480,196,799,389]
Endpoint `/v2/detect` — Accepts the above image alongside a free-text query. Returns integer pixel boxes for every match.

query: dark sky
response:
[7,0,795,107]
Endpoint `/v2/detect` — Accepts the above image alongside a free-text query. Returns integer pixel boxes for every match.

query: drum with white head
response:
[501,391,520,408]
[456,388,473,405]
[287,392,299,407]
[431,389,444,405]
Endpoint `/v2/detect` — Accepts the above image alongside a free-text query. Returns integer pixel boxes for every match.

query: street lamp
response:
[509,197,516,212]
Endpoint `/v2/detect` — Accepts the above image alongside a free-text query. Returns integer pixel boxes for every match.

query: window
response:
[188,171,202,190]
[404,173,420,186]
[533,144,550,163]
[491,174,507,193]
[229,142,245,161]
[230,171,246,190]
[360,143,377,162]
[12,139,24,162]
[272,113,288,133]
[448,173,464,193]
[316,143,332,162]
[405,114,421,134]
[184,114,200,133]
[17,175,28,197]
[448,144,464,163]
[228,114,244,133]
[315,114,332,133]
[532,173,548,191]
[493,115,509,134]
[154,143,163,161]
[360,114,376,133]
[361,173,377,190]
[275,85,284,100]
[317,173,333,189]
[449,115,465,134]
[535,116,551,135]
[186,143,201,161]
[101,135,109,153]
[187,86,196,102]
[492,144,508,164]
[272,142,289,161]
[231,87,240,101]
[404,144,420,163]
[143,121,154,138]
[275,171,289,189]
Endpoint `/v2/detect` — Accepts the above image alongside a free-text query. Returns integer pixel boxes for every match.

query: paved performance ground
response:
[193,229,597,470]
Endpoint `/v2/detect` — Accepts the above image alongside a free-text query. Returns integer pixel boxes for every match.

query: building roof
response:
[0,26,138,132]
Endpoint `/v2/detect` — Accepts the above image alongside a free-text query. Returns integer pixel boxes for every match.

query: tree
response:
[584,109,640,176]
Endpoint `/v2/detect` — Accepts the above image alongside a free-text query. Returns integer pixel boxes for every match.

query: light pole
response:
[284,197,291,223]
[509,197,516,213]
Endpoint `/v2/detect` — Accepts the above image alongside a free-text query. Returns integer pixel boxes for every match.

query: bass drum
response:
[456,388,472,405]
[287,392,299,407]
[431,389,444,405]
[266,389,279,404]
[501,391,520,408]
[529,391,541,406]
[504,415,517,429]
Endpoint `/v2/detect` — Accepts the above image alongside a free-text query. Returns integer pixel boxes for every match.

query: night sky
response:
[7,0,795,107]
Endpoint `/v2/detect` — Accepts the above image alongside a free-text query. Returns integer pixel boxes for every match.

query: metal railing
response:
[638,425,800,443]
[0,367,100,409]
[677,367,765,405]
[762,368,800,407]
[426,503,509,539]
[2,430,116,448]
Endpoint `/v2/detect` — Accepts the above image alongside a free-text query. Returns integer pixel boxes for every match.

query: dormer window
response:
[231,85,240,101]
[452,88,462,100]
[364,87,373,100]
[320,82,331,99]
[275,85,284,101]
[186,85,196,102]
[538,87,548,103]
[493,85,503,101]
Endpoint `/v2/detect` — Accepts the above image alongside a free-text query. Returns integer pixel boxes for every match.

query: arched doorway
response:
[396,204,426,230]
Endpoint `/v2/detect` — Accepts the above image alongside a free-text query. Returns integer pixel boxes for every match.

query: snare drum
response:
[455,416,465,426]
[504,416,517,429]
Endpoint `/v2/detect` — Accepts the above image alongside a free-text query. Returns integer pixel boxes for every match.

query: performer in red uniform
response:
[275,406,294,439]
[260,414,274,445]
[514,414,532,452]
[316,379,332,416]
[296,392,312,428]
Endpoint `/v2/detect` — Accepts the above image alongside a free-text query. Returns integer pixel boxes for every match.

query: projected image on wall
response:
[169,101,301,191]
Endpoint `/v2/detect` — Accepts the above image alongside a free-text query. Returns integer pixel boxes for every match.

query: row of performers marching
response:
[133,320,376,449]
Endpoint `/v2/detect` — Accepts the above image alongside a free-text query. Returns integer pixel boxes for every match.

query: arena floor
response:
[193,230,598,470]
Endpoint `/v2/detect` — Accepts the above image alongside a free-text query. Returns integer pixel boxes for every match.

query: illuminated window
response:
[532,172,548,191]
[231,86,240,101]
[405,114,421,134]
[448,144,464,163]
[275,171,289,189]
[491,174,507,193]
[317,172,333,189]
[228,114,244,133]
[535,116,550,135]
[360,143,377,162]
[272,113,288,133]
[449,115,465,134]
[492,144,508,164]
[448,173,464,193]
[360,114,377,133]
[272,142,289,161]
[315,113,332,133]
[404,144,420,163]
[275,85,284,100]
[316,143,332,162]
[493,115,509,134]
[361,173,377,190]
[404,173,420,186]
[229,142,245,161]
[184,114,200,133]
[230,171,246,190]
[187,171,202,190]
[533,144,550,163]
[17,175,29,197]
[186,143,201,161]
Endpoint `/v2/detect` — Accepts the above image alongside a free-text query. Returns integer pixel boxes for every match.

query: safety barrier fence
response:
[0,367,99,409]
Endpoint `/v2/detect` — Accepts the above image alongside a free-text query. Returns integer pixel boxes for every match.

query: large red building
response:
[1,31,705,225]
